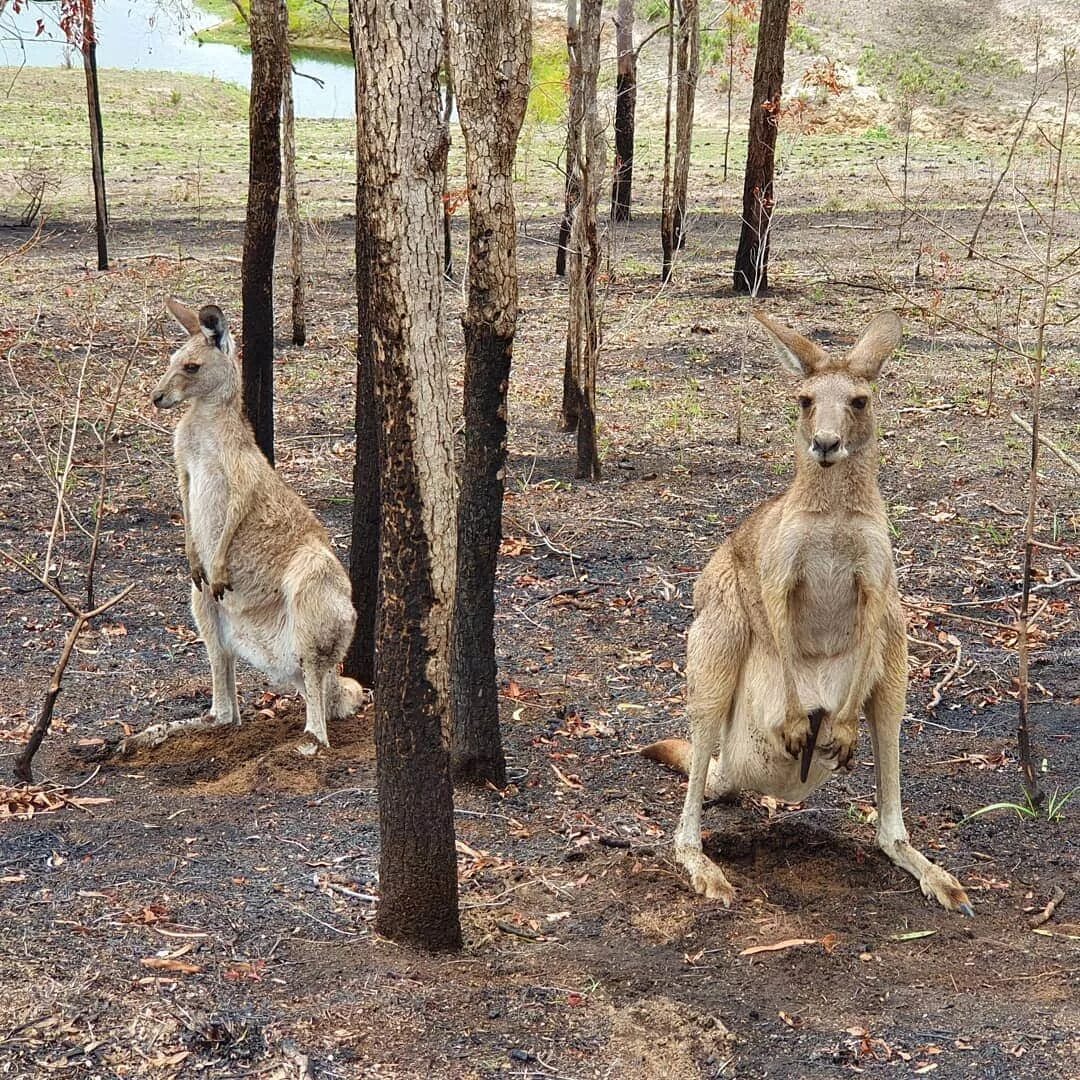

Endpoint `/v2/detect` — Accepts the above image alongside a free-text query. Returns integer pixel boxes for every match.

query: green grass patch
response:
[197,0,350,54]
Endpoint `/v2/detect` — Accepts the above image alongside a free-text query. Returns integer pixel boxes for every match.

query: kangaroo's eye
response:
[182,363,200,374]
[797,395,813,410]
[851,396,868,410]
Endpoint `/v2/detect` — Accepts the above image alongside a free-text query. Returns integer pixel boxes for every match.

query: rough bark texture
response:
[280,7,306,347]
[447,0,532,789]
[241,0,285,462]
[671,0,699,251]
[351,0,462,952]
[733,0,789,293]
[660,0,675,281]
[565,0,604,479]
[611,0,636,222]
[82,0,108,271]
[344,5,379,690]
[554,0,581,280]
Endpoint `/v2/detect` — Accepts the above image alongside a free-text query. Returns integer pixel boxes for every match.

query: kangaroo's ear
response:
[198,305,231,352]
[165,297,202,335]
[753,310,830,376]
[847,312,902,380]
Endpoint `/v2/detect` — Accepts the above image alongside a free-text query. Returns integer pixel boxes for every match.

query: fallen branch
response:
[1010,412,1080,478]
[927,640,963,712]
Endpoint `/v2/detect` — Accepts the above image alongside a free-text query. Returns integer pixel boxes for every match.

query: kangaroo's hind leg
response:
[675,558,749,904]
[118,585,240,755]
[867,602,973,915]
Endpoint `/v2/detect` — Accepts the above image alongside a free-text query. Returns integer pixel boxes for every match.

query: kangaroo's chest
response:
[788,523,862,657]
[175,426,228,558]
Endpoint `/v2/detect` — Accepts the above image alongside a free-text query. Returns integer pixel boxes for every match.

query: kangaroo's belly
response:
[722,644,860,802]
[218,599,302,689]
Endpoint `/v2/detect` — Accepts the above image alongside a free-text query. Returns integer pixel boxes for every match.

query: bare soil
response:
[1,42,1078,1080]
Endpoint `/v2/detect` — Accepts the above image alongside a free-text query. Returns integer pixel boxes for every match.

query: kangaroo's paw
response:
[920,863,974,917]
[678,851,735,905]
[332,676,369,719]
[819,718,859,771]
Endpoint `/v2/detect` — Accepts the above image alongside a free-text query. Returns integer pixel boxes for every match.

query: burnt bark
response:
[555,1,581,279]
[280,3,306,346]
[352,0,461,952]
[447,0,532,789]
[611,0,636,223]
[565,0,603,479]
[241,0,286,462]
[733,0,789,294]
[81,0,108,271]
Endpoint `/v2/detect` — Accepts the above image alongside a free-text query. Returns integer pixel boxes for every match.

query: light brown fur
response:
[134,298,364,754]
[642,311,972,915]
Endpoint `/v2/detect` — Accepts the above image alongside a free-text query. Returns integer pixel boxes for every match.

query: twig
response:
[1009,413,1080,478]
[927,642,963,712]
[1029,886,1065,928]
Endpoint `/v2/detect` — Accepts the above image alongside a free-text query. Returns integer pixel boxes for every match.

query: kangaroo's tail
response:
[640,738,729,800]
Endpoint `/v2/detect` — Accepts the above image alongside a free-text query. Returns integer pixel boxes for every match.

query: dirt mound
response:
[118,700,375,797]
[609,997,734,1078]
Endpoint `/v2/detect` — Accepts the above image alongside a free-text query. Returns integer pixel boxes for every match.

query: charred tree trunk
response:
[671,0,699,250]
[555,0,581,279]
[565,0,603,479]
[345,5,379,690]
[242,0,286,462]
[733,0,789,294]
[280,4,306,347]
[81,0,108,271]
[351,0,462,952]
[660,0,675,281]
[447,0,531,789]
[611,0,636,222]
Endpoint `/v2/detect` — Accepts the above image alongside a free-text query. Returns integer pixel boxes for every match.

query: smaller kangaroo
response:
[642,310,972,916]
[130,298,364,755]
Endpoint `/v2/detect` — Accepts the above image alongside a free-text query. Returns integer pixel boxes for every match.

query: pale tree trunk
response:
[447,0,532,789]
[671,0,699,251]
[555,0,581,279]
[242,0,286,462]
[351,0,461,951]
[611,0,636,222]
[280,0,306,346]
[565,0,603,479]
[733,0,789,293]
[345,0,379,689]
[81,0,108,270]
[442,34,455,280]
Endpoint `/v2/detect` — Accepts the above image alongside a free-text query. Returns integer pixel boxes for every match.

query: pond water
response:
[0,0,356,119]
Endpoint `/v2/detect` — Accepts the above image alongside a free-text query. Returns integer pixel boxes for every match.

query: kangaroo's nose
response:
[152,391,164,407]
[812,433,841,456]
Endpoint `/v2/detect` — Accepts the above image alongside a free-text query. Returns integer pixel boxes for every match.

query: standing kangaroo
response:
[131,298,364,755]
[642,311,972,915]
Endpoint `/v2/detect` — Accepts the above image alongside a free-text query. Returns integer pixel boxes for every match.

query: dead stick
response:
[927,642,963,712]
[14,583,135,783]
[1030,886,1065,929]
[1009,413,1080,478]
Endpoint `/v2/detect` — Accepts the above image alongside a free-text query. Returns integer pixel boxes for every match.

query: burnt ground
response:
[1,150,1079,1079]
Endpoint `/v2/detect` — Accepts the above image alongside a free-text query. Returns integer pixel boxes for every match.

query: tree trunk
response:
[81,0,108,271]
[242,0,285,462]
[447,0,531,789]
[671,0,699,251]
[611,0,636,223]
[733,0,789,294]
[566,0,603,480]
[660,0,675,282]
[280,5,306,347]
[351,0,462,952]
[442,56,455,280]
[555,0,581,279]
[345,4,379,690]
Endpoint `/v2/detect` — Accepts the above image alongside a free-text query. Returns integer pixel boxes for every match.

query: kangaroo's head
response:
[754,310,902,470]
[152,298,238,410]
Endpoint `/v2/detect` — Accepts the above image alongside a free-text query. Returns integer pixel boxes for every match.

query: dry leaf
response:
[140,957,201,974]
[740,937,819,956]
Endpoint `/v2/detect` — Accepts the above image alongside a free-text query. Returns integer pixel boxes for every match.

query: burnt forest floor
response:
[1,66,1079,1080]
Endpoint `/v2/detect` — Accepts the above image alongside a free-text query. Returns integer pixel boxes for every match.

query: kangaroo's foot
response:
[116,711,238,757]
[877,832,974,916]
[676,847,736,905]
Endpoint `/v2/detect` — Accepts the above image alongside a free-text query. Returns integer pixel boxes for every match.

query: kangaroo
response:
[127,298,364,756]
[642,311,972,916]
